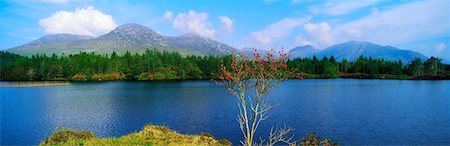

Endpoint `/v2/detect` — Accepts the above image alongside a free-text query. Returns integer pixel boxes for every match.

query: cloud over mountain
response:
[218,15,234,32]
[162,11,174,22]
[167,10,234,38]
[39,6,117,37]
[301,22,335,49]
[243,17,310,48]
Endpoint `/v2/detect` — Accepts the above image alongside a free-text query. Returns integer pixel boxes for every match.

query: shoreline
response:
[1,77,449,86]
[0,81,70,87]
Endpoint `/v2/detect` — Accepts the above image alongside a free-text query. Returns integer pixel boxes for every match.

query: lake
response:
[1,79,449,145]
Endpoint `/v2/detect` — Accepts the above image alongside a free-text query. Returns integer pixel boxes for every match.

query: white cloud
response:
[302,22,335,49]
[435,43,445,52]
[321,0,379,16]
[332,0,449,45]
[292,34,312,47]
[39,6,117,36]
[162,11,173,22]
[172,10,216,38]
[169,10,234,38]
[243,17,310,48]
[218,15,234,32]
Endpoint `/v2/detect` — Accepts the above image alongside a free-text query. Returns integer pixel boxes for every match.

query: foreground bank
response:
[40,124,230,146]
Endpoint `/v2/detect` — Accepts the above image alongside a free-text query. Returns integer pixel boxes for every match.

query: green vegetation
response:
[287,55,450,79]
[1,50,449,81]
[0,50,228,81]
[40,124,230,146]
[299,133,338,146]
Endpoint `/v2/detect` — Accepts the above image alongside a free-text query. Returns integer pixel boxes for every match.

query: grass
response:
[40,124,231,146]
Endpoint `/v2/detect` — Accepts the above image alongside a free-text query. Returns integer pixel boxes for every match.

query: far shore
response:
[0,81,70,87]
[1,75,449,86]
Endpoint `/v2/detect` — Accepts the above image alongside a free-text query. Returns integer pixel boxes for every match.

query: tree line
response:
[0,50,229,81]
[287,55,450,79]
[1,50,449,81]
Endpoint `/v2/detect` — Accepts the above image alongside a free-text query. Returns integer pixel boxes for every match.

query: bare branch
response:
[267,126,295,146]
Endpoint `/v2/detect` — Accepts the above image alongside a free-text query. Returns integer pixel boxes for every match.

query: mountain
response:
[25,34,93,44]
[238,47,269,59]
[6,24,431,63]
[167,33,236,55]
[7,23,237,56]
[288,45,318,59]
[7,34,95,56]
[289,41,428,63]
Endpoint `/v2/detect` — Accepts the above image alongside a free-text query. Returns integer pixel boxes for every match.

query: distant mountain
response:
[289,41,428,63]
[7,23,237,56]
[288,45,318,59]
[239,47,268,58]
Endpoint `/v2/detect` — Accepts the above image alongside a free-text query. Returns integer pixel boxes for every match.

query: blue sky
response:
[1,0,449,60]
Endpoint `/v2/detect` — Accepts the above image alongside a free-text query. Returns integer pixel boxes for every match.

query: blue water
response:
[1,79,449,145]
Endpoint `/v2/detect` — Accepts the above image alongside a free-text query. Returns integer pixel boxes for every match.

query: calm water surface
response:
[1,79,449,145]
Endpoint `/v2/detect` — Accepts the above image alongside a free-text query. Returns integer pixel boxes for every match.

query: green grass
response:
[40,124,231,146]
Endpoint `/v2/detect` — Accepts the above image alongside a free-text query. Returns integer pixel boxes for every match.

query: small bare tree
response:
[258,126,295,146]
[216,49,299,146]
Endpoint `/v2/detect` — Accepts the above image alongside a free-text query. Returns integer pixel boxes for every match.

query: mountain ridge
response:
[289,41,428,63]
[6,23,433,63]
[7,23,237,56]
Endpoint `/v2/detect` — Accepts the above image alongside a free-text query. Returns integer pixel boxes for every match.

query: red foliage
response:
[216,48,299,83]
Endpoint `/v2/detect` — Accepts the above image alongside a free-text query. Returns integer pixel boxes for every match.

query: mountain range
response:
[6,23,432,63]
[7,23,237,56]
[288,41,428,63]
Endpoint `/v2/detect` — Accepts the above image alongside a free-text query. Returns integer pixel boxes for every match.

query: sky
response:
[1,0,449,60]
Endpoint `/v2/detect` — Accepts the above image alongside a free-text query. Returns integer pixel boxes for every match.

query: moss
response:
[40,124,230,146]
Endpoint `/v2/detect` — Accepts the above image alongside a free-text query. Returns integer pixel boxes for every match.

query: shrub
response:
[41,128,95,144]
[298,133,338,146]
[71,73,87,80]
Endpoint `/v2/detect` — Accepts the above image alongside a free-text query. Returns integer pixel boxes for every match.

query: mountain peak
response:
[303,44,314,48]
[110,23,157,34]
[291,45,316,51]
[340,41,379,47]
[345,40,370,44]
[98,23,162,42]
[289,45,319,59]
[117,23,147,29]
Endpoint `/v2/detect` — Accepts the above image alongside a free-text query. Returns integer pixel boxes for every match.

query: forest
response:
[1,49,449,81]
